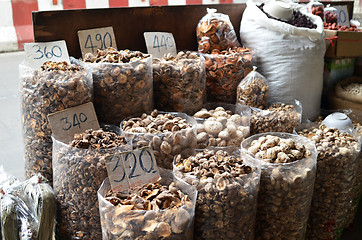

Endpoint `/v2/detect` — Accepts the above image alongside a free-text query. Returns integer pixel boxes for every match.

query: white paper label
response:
[47,102,100,143]
[78,27,117,58]
[144,32,177,59]
[24,40,70,69]
[335,6,350,27]
[106,147,161,193]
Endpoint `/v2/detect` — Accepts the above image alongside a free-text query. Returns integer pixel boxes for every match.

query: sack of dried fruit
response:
[52,127,131,240]
[153,51,206,115]
[98,168,197,240]
[240,0,325,120]
[83,48,154,125]
[20,59,93,184]
[197,8,241,54]
[237,66,269,109]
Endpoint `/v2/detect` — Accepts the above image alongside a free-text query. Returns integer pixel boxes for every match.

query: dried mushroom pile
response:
[174,149,260,240]
[250,102,301,134]
[153,51,206,115]
[22,61,92,183]
[298,125,360,240]
[84,47,153,125]
[194,106,250,148]
[53,129,129,240]
[122,109,197,169]
[203,47,253,103]
[243,133,316,240]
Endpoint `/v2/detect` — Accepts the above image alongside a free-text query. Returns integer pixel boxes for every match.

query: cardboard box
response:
[325,30,362,58]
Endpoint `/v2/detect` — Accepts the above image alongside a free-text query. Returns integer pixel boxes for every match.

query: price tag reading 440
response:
[144,32,177,59]
[106,148,161,193]
[47,102,100,143]
[24,40,70,69]
[78,27,117,58]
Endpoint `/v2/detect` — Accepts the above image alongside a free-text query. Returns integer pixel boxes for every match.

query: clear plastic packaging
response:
[307,1,324,20]
[324,5,338,24]
[121,111,197,170]
[98,168,197,240]
[52,131,131,240]
[20,60,93,183]
[153,51,206,115]
[298,124,361,239]
[0,174,56,240]
[87,50,153,125]
[203,47,253,103]
[193,103,250,149]
[237,66,269,109]
[250,100,302,135]
[173,148,261,240]
[196,8,241,54]
[241,132,317,240]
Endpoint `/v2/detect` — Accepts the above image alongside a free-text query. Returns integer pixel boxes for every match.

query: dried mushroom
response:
[174,149,260,240]
[298,124,360,240]
[53,128,130,239]
[203,47,253,103]
[193,105,250,149]
[121,110,197,169]
[242,133,317,240]
[21,61,92,183]
[153,51,206,115]
[250,101,301,135]
[83,47,153,125]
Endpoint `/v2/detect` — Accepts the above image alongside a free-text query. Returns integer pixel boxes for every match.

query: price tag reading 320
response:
[106,148,161,193]
[78,27,117,58]
[144,32,177,59]
[24,40,70,69]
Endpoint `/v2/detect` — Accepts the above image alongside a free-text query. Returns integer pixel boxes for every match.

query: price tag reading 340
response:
[78,27,117,58]
[24,40,70,69]
[106,148,161,193]
[144,32,177,59]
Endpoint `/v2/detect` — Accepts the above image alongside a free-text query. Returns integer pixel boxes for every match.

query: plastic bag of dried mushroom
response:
[193,103,250,149]
[173,148,261,240]
[98,168,197,240]
[237,66,269,109]
[153,51,206,115]
[250,100,302,135]
[297,124,361,240]
[196,8,241,54]
[241,133,317,240]
[20,60,93,183]
[83,47,153,125]
[203,47,253,103]
[52,128,131,240]
[121,109,197,169]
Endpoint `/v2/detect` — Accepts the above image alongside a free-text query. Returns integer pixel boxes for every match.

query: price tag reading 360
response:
[106,148,161,193]
[78,27,117,58]
[144,32,177,59]
[24,40,70,69]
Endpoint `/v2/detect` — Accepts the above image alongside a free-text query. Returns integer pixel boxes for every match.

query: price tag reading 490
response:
[144,32,177,59]
[106,148,161,193]
[24,40,70,69]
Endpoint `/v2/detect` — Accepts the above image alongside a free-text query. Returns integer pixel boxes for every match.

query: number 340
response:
[61,113,87,131]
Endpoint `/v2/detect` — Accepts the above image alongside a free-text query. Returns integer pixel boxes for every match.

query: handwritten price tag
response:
[335,5,350,27]
[47,102,100,143]
[78,27,117,58]
[24,40,70,69]
[144,32,177,59]
[106,147,161,193]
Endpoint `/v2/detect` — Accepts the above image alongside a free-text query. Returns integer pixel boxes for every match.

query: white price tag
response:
[24,40,70,69]
[78,27,117,58]
[106,148,161,193]
[144,32,177,59]
[47,102,100,143]
[335,6,350,27]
